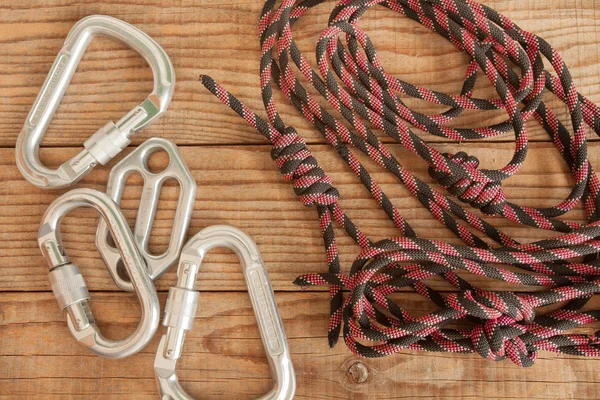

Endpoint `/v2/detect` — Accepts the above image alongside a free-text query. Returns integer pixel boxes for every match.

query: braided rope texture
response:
[200,0,600,367]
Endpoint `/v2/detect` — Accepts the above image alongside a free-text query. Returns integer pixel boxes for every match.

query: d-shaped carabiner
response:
[154,225,296,400]
[16,15,175,189]
[39,188,160,359]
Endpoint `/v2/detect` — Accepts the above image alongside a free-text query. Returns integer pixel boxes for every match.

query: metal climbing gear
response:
[39,188,160,359]
[96,138,197,292]
[16,15,175,189]
[154,225,296,400]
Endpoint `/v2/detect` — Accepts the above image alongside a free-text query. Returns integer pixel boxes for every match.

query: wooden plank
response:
[0,141,594,292]
[2,291,600,399]
[3,1,600,398]
[2,0,600,147]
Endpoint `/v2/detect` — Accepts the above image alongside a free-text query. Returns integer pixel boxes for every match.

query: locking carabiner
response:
[154,225,296,400]
[96,137,197,292]
[16,15,175,189]
[39,188,160,359]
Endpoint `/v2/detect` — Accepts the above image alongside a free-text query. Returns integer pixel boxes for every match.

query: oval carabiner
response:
[154,225,296,400]
[38,188,160,359]
[96,137,197,292]
[16,15,175,189]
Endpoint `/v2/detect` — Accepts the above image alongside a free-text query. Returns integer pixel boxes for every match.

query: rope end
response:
[293,277,311,288]
[328,329,340,348]
[198,74,213,87]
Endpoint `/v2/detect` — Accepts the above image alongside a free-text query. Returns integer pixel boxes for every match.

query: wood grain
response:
[3,0,600,398]
[1,0,600,147]
[1,141,595,293]
[2,292,600,399]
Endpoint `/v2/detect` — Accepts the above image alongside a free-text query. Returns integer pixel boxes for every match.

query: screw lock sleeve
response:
[48,263,90,310]
[163,287,199,331]
[84,121,131,165]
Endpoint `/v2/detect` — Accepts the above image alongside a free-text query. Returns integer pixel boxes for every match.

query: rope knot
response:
[428,152,507,215]
[446,290,536,366]
[472,316,536,367]
[271,127,339,206]
[447,290,535,323]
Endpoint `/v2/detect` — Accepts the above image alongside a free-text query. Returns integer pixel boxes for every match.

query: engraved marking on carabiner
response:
[39,188,160,359]
[249,268,283,355]
[96,138,197,292]
[16,15,175,189]
[153,225,296,400]
[30,55,68,127]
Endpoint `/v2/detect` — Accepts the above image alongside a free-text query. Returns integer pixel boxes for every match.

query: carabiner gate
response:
[154,225,296,400]
[16,15,175,189]
[96,138,197,292]
[39,188,160,359]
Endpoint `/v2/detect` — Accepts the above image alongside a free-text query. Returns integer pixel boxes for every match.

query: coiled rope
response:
[200,0,600,367]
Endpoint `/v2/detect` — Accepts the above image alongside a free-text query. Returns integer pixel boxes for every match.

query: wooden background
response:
[2,0,600,398]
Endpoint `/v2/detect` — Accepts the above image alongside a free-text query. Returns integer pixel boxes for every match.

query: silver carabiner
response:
[16,15,175,189]
[96,138,197,292]
[154,225,296,400]
[39,188,160,359]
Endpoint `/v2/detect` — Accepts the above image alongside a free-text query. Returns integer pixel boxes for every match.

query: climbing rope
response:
[200,0,600,367]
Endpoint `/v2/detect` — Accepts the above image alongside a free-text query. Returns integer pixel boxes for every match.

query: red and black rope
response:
[200,0,600,367]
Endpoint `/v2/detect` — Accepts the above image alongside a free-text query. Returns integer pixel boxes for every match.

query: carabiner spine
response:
[246,265,287,358]
[16,44,93,188]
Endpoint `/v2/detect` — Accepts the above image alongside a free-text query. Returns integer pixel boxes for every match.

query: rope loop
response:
[429,152,507,215]
[271,127,339,206]
[199,0,600,367]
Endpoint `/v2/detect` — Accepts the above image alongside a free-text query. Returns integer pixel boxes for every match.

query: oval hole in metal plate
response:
[104,172,142,250]
[147,177,180,256]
